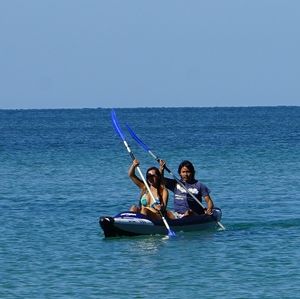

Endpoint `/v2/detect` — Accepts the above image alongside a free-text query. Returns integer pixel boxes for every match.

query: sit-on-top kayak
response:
[99,208,222,237]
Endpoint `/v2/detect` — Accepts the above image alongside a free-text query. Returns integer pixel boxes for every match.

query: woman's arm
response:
[128,159,144,189]
[159,159,165,176]
[159,160,176,191]
[161,187,169,210]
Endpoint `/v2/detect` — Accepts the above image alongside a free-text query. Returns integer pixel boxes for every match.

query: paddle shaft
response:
[111,111,175,236]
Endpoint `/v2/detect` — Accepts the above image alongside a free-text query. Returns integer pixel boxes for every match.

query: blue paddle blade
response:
[111,110,126,141]
[168,229,176,237]
[126,124,150,152]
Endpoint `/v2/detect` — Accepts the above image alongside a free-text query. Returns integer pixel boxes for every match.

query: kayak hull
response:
[99,208,222,237]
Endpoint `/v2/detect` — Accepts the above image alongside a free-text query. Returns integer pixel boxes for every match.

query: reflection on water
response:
[128,235,171,254]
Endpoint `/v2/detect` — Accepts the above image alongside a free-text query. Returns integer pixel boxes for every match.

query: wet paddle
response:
[126,124,225,230]
[111,110,176,237]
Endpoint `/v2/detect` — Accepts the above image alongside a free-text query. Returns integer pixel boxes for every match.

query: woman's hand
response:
[159,159,166,172]
[132,159,140,168]
[151,200,162,212]
[154,204,162,211]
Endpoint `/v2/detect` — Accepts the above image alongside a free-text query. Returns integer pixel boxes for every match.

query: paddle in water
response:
[111,110,176,237]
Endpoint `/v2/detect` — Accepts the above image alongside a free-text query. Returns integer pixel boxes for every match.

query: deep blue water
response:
[1,107,299,298]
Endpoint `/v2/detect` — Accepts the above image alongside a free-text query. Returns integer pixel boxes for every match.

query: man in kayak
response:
[159,160,214,218]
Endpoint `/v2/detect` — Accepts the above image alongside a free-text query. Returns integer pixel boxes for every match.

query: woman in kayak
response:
[128,159,171,221]
[159,160,214,218]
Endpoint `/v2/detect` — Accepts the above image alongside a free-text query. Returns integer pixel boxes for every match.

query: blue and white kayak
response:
[99,208,222,237]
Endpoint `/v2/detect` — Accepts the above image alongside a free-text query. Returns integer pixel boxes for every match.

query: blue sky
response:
[0,1,299,109]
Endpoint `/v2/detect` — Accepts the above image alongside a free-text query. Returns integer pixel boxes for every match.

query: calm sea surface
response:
[0,107,299,298]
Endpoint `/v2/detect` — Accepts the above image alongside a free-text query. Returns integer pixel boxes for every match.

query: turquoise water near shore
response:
[1,107,299,298]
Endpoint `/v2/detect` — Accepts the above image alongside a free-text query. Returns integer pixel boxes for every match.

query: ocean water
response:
[0,107,299,299]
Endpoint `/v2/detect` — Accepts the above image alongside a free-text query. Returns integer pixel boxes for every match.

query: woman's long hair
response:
[144,166,164,201]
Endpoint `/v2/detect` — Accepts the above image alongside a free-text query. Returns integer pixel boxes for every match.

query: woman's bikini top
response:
[140,191,161,208]
[140,194,149,207]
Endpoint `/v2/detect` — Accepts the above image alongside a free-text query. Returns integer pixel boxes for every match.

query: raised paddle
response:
[126,124,225,230]
[111,110,176,237]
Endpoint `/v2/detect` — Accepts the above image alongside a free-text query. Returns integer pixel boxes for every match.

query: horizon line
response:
[0,104,299,111]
